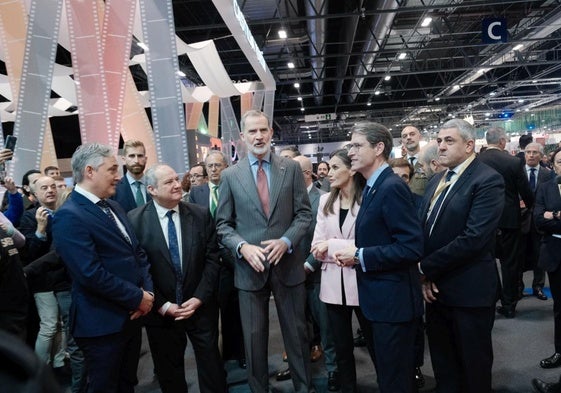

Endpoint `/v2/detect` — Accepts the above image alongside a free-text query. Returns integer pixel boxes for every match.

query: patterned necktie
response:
[209,184,218,217]
[425,170,455,234]
[133,181,145,207]
[96,200,131,243]
[166,210,183,304]
[256,160,270,217]
[529,168,536,192]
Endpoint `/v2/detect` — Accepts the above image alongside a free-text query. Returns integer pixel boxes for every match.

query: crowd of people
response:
[1,111,561,393]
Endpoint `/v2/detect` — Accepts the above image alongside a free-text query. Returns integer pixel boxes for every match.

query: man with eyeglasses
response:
[190,151,246,369]
[335,122,424,393]
[189,163,208,187]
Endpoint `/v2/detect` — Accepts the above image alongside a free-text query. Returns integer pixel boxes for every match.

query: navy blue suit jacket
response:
[534,177,561,272]
[355,166,424,323]
[112,176,152,213]
[53,191,153,338]
[189,184,210,208]
[420,158,504,307]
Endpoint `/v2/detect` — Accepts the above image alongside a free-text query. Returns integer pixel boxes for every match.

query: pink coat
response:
[312,193,360,306]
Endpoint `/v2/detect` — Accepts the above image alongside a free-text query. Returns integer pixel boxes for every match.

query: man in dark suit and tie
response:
[52,143,154,393]
[401,125,428,196]
[334,122,424,393]
[128,163,226,393]
[112,140,151,212]
[519,142,555,302]
[189,150,246,368]
[479,127,534,318]
[216,110,313,393]
[420,119,505,393]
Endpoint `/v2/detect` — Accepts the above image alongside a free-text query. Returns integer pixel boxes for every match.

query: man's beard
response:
[127,164,145,175]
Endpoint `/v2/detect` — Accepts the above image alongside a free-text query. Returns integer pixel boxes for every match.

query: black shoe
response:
[532,378,561,393]
[541,353,561,369]
[496,305,515,318]
[353,328,366,347]
[415,367,425,389]
[238,358,247,369]
[327,371,340,392]
[534,288,548,301]
[275,368,291,381]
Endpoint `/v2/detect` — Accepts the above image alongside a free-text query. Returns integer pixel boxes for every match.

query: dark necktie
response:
[133,181,145,207]
[362,185,372,201]
[529,168,536,192]
[97,200,131,243]
[409,157,416,167]
[256,160,270,217]
[425,170,455,234]
[166,210,183,304]
[209,184,218,217]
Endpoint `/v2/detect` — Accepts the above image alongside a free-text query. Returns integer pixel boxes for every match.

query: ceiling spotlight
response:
[287,62,295,69]
[297,96,302,101]
[367,102,372,106]
[398,52,407,60]
[293,82,300,88]
[278,29,287,39]
[374,90,381,96]
[453,84,460,90]
[421,17,432,27]
[384,75,391,81]
[518,99,525,103]
[513,44,523,51]
[489,92,496,96]
[435,97,440,101]
[300,107,305,111]
[485,112,491,116]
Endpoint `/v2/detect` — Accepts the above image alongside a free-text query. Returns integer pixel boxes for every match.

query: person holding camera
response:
[531,147,561,393]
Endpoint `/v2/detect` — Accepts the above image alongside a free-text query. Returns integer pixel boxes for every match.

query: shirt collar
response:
[74,184,102,204]
[248,152,271,166]
[526,164,539,171]
[366,162,389,188]
[126,172,144,185]
[153,200,179,219]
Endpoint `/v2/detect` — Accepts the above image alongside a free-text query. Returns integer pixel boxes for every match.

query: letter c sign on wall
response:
[482,18,507,44]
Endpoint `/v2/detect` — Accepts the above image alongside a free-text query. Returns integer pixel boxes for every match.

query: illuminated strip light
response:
[0,0,61,182]
[66,0,112,145]
[139,0,189,172]
[101,0,137,149]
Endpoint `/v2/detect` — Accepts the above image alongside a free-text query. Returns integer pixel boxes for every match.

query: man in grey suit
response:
[216,110,313,393]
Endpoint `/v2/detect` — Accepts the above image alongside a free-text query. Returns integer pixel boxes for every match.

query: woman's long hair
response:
[323,149,366,216]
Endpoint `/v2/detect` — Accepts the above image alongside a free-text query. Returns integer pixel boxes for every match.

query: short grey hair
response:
[525,142,544,155]
[240,110,270,132]
[71,143,114,184]
[485,127,507,145]
[205,150,228,165]
[419,141,439,166]
[440,119,476,142]
[144,163,168,188]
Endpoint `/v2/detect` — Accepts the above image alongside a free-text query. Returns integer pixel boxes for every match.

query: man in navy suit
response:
[53,143,154,393]
[112,140,152,212]
[420,119,504,393]
[334,121,424,393]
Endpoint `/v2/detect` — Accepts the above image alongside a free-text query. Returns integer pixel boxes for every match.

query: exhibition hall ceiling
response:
[1,0,561,146]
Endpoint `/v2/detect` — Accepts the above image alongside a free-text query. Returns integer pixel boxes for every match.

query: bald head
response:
[293,155,313,186]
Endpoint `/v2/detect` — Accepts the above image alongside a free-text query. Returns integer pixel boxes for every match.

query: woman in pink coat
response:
[311,149,374,393]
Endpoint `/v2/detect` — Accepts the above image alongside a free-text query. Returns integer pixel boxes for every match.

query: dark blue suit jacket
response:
[355,166,424,323]
[534,177,561,272]
[420,158,504,307]
[112,176,152,213]
[53,191,153,338]
[189,184,210,208]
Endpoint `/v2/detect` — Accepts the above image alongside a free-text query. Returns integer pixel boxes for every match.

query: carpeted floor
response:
[59,271,559,392]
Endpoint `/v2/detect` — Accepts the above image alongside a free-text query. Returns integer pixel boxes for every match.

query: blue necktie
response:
[425,170,455,233]
[166,210,183,304]
[529,168,536,192]
[362,185,372,201]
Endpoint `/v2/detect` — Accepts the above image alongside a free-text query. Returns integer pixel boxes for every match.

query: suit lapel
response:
[268,155,286,217]
[234,158,267,219]
[437,159,477,215]
[357,167,392,225]
[144,203,173,271]
[336,197,358,239]
[420,173,443,220]
[179,203,193,280]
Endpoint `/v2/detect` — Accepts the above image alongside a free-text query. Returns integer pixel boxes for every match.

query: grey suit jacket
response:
[215,154,312,291]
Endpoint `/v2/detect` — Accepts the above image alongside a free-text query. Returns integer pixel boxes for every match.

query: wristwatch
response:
[353,248,360,264]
